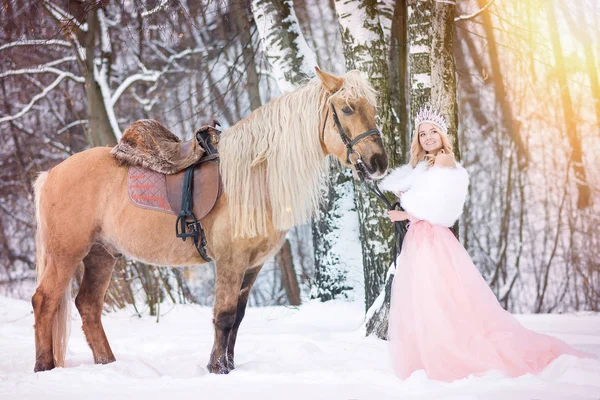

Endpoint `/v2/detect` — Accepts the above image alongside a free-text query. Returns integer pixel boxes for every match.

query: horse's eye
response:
[342,106,353,115]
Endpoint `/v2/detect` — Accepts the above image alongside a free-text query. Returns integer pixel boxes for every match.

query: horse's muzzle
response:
[364,152,388,180]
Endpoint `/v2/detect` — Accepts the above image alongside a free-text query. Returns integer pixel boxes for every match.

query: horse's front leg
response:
[207,263,244,374]
[225,265,262,370]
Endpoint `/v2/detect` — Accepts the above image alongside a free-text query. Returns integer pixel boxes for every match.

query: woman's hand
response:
[434,153,456,168]
[388,210,408,222]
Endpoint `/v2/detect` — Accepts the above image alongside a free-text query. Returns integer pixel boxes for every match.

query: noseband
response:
[320,103,381,180]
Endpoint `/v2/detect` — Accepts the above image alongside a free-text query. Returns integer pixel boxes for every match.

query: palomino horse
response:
[32,67,388,374]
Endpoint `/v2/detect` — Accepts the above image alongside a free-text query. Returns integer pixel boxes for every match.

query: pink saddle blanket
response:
[128,165,174,214]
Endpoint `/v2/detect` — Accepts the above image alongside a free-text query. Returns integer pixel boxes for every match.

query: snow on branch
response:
[130,91,158,112]
[43,0,88,32]
[0,39,72,51]
[111,47,206,105]
[110,71,160,105]
[94,63,122,140]
[141,0,169,17]
[455,0,496,22]
[97,9,111,54]
[0,65,84,83]
[0,73,74,124]
[43,56,79,68]
[57,120,88,134]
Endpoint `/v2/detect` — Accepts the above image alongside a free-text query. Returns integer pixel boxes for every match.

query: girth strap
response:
[175,162,212,262]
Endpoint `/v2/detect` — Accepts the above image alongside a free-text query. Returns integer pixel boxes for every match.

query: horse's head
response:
[316,67,388,180]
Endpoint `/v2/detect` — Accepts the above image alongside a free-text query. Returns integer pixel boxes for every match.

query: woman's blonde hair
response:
[409,124,455,167]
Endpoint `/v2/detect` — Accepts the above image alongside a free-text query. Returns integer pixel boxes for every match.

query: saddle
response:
[119,120,223,262]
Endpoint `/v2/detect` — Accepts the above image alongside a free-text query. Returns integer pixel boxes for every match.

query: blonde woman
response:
[380,106,591,381]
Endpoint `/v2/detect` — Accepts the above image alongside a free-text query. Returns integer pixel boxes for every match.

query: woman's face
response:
[418,123,443,153]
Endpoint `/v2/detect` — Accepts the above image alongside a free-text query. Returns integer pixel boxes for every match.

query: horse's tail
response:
[34,171,71,367]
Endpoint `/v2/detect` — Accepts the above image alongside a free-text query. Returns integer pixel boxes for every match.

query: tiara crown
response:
[414,106,448,135]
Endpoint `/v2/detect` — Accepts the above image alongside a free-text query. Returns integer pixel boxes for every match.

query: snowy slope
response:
[1,296,599,400]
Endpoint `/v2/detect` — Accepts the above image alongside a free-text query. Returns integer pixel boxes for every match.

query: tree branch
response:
[141,0,169,18]
[57,119,88,134]
[455,0,496,22]
[0,73,76,123]
[111,47,206,106]
[0,39,72,51]
[0,65,84,83]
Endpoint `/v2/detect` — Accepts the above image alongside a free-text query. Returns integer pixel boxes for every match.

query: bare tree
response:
[474,0,529,168]
[546,2,591,209]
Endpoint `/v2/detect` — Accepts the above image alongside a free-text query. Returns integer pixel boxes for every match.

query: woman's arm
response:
[388,210,408,222]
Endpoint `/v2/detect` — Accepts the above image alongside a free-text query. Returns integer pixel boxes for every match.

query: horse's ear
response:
[315,66,343,93]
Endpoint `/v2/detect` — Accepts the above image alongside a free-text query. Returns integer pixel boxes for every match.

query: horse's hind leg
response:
[207,263,244,374]
[75,243,117,365]
[225,265,262,370]
[32,251,85,372]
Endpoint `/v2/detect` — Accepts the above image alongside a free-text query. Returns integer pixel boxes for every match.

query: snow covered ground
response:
[1,295,600,400]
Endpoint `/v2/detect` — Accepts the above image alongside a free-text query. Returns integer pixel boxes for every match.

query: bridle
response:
[320,100,407,268]
[320,102,380,181]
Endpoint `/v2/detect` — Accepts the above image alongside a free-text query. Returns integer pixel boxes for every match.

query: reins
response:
[359,177,406,270]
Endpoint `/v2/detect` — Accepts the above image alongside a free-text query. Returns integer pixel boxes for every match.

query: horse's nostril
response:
[370,153,388,173]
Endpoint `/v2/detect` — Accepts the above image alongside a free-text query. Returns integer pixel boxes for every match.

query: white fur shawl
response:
[379,162,469,227]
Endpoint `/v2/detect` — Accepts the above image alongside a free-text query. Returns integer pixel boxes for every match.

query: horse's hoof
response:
[95,355,116,365]
[207,362,231,374]
[34,361,55,372]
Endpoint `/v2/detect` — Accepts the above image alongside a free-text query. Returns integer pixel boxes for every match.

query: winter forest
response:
[1,0,600,396]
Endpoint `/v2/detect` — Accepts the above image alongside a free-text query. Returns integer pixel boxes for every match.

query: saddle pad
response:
[128,166,174,214]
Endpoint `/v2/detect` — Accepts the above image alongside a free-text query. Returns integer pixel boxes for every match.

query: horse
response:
[31,67,388,374]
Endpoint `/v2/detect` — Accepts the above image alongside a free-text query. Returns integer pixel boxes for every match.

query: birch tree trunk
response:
[363,0,409,338]
[334,0,400,312]
[252,0,317,93]
[311,166,358,302]
[365,0,459,339]
[366,0,431,339]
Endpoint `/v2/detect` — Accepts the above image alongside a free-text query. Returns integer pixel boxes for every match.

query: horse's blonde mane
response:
[219,71,377,238]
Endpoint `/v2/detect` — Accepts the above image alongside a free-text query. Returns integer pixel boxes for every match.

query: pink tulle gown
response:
[388,215,590,382]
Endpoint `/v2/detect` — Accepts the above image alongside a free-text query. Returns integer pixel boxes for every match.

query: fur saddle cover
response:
[379,161,470,227]
[111,119,214,174]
